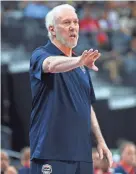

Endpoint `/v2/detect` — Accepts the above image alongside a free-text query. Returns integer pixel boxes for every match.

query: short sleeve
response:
[30,48,51,80]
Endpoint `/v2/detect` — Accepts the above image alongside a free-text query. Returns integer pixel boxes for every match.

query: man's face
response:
[122,145,136,166]
[54,9,79,48]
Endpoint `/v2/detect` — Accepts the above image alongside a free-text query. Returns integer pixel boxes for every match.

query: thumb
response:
[92,64,99,71]
[98,147,103,160]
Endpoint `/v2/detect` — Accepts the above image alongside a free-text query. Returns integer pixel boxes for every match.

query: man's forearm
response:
[42,49,101,73]
[91,106,105,144]
[43,56,82,73]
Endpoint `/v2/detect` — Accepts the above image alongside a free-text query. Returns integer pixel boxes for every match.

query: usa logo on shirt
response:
[42,164,52,174]
[80,66,86,73]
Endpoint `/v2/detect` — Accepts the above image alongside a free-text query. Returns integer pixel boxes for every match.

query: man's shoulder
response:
[32,45,47,57]
[30,44,50,63]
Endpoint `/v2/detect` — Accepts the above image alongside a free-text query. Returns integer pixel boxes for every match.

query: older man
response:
[114,141,136,174]
[1,150,10,174]
[29,4,112,174]
[18,147,30,174]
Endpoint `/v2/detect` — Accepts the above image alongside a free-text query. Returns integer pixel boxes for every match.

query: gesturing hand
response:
[80,49,101,71]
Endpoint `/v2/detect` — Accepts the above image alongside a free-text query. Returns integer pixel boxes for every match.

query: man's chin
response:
[57,38,77,48]
[66,42,77,48]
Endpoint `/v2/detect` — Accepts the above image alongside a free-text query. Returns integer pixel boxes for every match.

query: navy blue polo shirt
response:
[29,40,96,162]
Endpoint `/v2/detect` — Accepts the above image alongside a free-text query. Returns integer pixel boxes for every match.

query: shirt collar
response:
[120,160,135,174]
[45,40,77,56]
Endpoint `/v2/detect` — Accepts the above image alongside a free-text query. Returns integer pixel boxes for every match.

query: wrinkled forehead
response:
[55,8,78,23]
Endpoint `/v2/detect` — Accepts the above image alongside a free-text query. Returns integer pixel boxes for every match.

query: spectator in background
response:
[105,2,120,31]
[1,1,18,12]
[5,166,18,174]
[114,141,136,174]
[79,3,102,49]
[119,4,136,36]
[79,3,100,33]
[102,51,122,84]
[18,147,30,174]
[24,1,50,19]
[99,11,112,33]
[1,150,10,174]
[123,37,136,86]
[98,10,113,51]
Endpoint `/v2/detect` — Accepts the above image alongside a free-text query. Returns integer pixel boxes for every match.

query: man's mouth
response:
[69,34,76,38]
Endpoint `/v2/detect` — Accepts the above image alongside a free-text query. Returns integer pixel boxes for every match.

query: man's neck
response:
[51,39,72,57]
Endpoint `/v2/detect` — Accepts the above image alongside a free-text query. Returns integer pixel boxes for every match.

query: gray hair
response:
[45,4,76,40]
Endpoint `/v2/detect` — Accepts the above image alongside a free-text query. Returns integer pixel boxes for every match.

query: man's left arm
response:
[91,106,113,167]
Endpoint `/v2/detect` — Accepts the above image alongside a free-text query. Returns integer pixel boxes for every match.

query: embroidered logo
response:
[42,164,52,174]
[80,66,86,73]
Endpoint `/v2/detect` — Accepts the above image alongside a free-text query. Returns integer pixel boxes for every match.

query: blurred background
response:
[1,1,136,173]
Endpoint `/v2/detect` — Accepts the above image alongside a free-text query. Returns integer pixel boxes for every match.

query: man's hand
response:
[79,49,101,71]
[97,142,113,168]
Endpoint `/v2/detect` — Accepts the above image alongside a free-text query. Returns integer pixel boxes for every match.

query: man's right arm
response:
[42,49,101,73]
[43,56,82,73]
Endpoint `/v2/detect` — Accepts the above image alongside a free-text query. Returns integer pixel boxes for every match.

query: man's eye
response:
[64,21,70,24]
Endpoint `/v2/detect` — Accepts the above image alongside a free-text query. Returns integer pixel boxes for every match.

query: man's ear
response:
[49,26,56,36]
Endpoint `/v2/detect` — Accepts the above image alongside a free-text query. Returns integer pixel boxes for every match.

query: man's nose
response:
[69,23,75,31]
